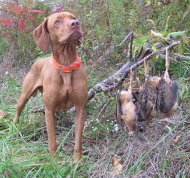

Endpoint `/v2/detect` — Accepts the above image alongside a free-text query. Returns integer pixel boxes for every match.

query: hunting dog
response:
[13,12,88,162]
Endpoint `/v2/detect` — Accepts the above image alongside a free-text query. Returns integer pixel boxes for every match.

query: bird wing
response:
[170,80,179,106]
[157,78,178,113]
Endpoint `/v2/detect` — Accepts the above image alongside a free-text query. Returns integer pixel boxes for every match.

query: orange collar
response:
[52,53,82,73]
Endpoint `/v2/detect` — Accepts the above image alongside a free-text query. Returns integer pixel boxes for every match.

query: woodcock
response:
[155,49,178,120]
[135,61,156,134]
[136,50,178,134]
[116,71,136,136]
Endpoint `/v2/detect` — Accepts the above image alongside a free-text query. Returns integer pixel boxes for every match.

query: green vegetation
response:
[0,0,190,177]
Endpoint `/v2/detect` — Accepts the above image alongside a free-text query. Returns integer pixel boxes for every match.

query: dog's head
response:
[33,12,83,51]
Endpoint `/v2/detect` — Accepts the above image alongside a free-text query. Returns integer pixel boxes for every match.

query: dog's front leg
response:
[73,106,86,163]
[45,107,57,155]
[13,95,29,124]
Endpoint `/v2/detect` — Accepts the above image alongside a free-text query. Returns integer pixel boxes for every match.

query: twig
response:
[184,77,190,81]
[173,53,190,60]
[184,121,190,125]
[158,118,179,125]
[97,100,111,120]
[129,32,134,61]
[97,46,114,62]
[32,109,45,115]
[119,31,133,46]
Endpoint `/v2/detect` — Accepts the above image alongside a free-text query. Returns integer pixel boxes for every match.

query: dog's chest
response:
[42,76,75,109]
[56,84,75,109]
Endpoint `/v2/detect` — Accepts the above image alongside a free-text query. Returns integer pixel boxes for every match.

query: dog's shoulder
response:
[34,56,51,65]
[31,56,51,72]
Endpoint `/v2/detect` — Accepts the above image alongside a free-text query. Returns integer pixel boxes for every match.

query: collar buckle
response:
[60,65,73,72]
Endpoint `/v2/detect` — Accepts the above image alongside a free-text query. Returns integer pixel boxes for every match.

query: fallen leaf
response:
[62,145,73,152]
[111,157,123,175]
[173,136,180,143]
[0,110,8,118]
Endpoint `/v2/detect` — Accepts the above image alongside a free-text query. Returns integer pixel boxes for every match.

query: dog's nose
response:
[70,20,80,28]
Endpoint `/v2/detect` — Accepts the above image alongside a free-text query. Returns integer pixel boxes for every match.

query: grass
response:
[0,114,90,177]
[1,69,190,177]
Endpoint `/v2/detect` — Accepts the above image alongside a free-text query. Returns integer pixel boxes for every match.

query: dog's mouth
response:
[59,29,82,44]
[69,29,83,40]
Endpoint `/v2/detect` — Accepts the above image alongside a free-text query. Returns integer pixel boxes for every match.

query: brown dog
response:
[13,12,88,162]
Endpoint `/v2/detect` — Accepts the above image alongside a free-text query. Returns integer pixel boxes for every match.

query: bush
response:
[0,0,51,64]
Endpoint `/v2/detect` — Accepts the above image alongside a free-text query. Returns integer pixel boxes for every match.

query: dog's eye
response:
[55,20,61,24]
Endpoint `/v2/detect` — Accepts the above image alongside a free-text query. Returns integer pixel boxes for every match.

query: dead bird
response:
[116,71,136,136]
[135,61,156,135]
[146,49,178,121]
[156,77,178,119]
[116,89,136,136]
[135,84,155,134]
[156,49,178,120]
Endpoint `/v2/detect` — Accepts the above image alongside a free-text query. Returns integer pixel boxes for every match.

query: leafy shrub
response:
[0,0,51,64]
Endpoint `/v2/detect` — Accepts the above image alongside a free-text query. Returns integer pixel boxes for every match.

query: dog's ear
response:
[33,18,49,52]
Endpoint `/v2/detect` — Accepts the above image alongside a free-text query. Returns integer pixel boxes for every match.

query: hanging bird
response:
[135,83,155,134]
[155,49,178,120]
[116,71,136,136]
[135,60,156,134]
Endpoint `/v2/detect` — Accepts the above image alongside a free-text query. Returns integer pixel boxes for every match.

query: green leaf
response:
[167,31,186,38]
[133,37,150,45]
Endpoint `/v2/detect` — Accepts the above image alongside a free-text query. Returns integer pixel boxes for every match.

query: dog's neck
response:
[50,42,78,65]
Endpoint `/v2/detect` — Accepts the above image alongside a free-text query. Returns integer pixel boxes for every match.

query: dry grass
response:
[87,111,190,177]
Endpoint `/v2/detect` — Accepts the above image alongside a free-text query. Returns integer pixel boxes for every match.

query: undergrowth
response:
[0,64,190,177]
[0,0,190,177]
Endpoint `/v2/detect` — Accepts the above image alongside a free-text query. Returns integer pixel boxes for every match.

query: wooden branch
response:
[184,77,190,82]
[87,60,133,100]
[88,41,180,100]
[159,53,190,61]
